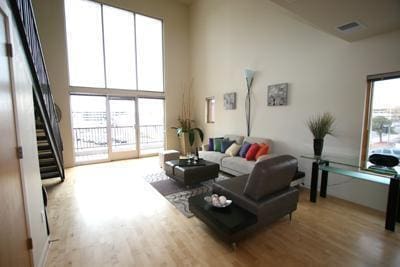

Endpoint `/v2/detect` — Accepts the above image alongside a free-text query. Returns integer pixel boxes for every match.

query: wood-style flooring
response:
[43,157,400,266]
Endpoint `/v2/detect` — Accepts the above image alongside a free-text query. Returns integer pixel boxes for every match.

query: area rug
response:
[142,171,231,218]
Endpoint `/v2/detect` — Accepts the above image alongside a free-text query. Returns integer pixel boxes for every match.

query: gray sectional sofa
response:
[200,134,278,176]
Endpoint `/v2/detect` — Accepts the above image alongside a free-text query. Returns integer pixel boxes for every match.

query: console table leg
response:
[320,162,329,198]
[397,182,400,223]
[310,161,319,203]
[385,179,399,231]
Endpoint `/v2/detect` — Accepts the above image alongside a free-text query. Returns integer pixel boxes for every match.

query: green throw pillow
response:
[213,138,224,152]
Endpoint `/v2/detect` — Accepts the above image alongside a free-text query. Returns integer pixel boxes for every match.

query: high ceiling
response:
[178,0,400,42]
[270,0,400,41]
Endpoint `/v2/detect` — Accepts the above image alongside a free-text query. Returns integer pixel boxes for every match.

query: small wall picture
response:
[267,83,288,106]
[224,92,236,110]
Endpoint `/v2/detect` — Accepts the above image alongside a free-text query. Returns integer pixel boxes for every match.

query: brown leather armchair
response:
[212,155,299,240]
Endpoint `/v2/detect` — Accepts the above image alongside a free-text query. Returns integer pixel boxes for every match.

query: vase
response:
[313,138,324,157]
[179,133,191,155]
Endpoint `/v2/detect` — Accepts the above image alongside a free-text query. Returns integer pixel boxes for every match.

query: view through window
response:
[65,0,164,91]
[366,77,400,165]
[71,95,165,163]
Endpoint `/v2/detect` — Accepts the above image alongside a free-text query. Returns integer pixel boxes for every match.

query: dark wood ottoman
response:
[164,159,219,186]
[189,193,257,247]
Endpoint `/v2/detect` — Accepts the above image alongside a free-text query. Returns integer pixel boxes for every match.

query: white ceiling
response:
[270,0,400,41]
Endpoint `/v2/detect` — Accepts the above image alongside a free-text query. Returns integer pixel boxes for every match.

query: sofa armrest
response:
[202,144,210,151]
[255,187,299,223]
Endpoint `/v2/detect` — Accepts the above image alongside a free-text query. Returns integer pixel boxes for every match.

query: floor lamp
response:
[244,69,255,137]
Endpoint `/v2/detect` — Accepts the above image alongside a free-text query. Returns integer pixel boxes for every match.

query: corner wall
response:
[32,0,190,167]
[189,0,400,211]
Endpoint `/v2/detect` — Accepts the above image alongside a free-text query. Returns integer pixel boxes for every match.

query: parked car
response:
[369,148,400,160]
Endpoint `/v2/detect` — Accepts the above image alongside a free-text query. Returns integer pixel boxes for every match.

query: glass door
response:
[71,94,165,163]
[108,97,138,160]
[138,98,165,155]
[71,95,108,163]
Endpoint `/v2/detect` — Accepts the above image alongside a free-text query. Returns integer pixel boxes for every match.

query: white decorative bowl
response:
[204,195,232,208]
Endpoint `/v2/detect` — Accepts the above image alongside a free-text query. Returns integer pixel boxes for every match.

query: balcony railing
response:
[73,125,164,156]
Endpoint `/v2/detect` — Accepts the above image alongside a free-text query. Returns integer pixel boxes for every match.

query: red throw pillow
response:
[245,143,260,161]
[255,144,269,160]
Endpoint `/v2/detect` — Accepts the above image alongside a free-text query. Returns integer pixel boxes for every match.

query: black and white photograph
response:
[224,92,236,110]
[267,83,288,106]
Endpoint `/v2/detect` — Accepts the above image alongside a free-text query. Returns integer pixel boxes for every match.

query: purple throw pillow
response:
[208,138,214,151]
[239,142,251,158]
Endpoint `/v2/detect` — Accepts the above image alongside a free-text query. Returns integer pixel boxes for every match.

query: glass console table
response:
[301,155,400,232]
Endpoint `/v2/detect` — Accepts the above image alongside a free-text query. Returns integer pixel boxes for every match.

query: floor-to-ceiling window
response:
[65,0,165,164]
[362,73,400,166]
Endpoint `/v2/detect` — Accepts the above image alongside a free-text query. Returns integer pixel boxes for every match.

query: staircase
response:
[36,123,63,181]
[10,0,65,182]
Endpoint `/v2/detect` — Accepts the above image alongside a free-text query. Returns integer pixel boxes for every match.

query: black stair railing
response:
[9,0,64,180]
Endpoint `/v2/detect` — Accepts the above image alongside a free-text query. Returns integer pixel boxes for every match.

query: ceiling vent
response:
[336,21,365,33]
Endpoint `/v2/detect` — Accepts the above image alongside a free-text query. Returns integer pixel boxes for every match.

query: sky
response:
[372,78,400,109]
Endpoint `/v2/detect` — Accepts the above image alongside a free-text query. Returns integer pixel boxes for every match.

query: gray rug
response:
[142,171,230,218]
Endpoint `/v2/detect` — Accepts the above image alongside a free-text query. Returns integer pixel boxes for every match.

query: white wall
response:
[33,0,190,167]
[189,0,400,211]
[6,1,49,265]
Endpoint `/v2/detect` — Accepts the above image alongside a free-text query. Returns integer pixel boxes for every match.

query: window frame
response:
[361,71,400,166]
[63,0,165,93]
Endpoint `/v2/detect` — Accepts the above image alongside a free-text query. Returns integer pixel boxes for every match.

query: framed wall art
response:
[224,92,236,110]
[267,83,288,106]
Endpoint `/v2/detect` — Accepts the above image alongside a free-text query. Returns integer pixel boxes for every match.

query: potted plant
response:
[171,81,204,154]
[171,118,204,155]
[307,112,335,157]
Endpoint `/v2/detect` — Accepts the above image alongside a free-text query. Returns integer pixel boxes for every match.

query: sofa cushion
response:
[246,143,260,161]
[221,140,235,153]
[255,144,269,160]
[244,155,298,201]
[213,137,224,152]
[224,135,244,145]
[199,151,228,165]
[208,138,214,151]
[239,142,251,157]
[222,156,256,175]
[243,137,272,151]
[225,143,241,157]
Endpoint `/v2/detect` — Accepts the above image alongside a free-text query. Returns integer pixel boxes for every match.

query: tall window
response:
[362,73,400,166]
[64,0,164,92]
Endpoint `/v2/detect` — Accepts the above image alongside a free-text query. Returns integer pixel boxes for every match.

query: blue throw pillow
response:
[221,140,235,153]
[239,142,251,158]
[208,138,214,151]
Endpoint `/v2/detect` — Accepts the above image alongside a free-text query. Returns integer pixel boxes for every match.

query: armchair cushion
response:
[244,155,297,201]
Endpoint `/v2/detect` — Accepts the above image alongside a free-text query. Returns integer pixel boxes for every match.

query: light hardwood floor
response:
[43,157,400,267]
